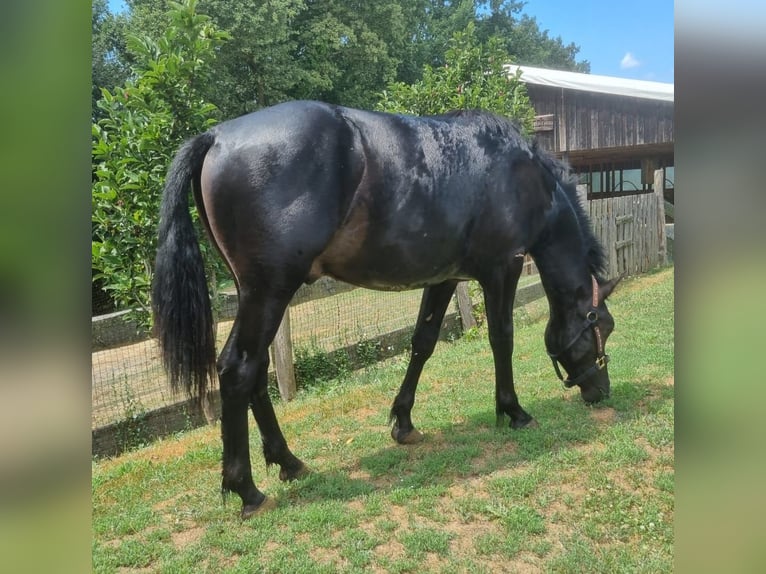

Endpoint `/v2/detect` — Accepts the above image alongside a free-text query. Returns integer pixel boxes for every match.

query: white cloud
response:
[620,52,641,69]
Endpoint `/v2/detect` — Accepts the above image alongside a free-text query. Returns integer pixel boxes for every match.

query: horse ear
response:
[598,274,624,303]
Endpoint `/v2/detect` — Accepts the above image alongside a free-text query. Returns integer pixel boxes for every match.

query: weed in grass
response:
[462,325,482,342]
[488,467,547,500]
[355,339,382,368]
[654,470,674,494]
[474,531,523,559]
[377,517,399,533]
[294,344,351,389]
[112,376,151,452]
[398,525,452,558]
[338,528,379,569]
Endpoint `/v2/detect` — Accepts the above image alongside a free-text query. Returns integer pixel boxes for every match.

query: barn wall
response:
[525,85,674,155]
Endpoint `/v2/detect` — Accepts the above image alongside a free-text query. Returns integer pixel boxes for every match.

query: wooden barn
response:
[508,65,674,276]
[508,65,674,204]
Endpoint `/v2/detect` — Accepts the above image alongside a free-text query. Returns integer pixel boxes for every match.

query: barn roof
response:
[506,65,674,102]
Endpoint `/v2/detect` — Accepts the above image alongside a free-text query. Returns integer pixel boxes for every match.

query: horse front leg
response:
[481,261,536,430]
[390,281,458,444]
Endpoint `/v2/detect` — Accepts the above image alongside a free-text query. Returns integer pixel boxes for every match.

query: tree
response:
[290,0,407,108]
[475,1,590,72]
[377,23,535,133]
[96,1,588,119]
[92,0,131,120]
[92,0,229,323]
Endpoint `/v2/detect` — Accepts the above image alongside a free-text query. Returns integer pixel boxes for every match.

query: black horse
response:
[152,100,620,518]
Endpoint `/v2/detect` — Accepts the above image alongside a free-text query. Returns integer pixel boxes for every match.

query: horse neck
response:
[530,203,592,319]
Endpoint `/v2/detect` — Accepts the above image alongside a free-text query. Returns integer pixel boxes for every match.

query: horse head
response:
[546,275,621,403]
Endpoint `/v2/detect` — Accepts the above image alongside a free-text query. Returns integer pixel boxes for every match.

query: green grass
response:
[92,266,674,573]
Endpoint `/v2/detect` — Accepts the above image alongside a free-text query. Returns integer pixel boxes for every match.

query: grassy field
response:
[92,266,674,573]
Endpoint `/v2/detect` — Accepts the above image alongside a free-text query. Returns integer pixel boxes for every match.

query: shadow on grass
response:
[274,376,672,508]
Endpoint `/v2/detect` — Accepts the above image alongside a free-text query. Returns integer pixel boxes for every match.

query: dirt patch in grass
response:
[589,406,618,425]
[372,538,407,567]
[147,435,202,463]
[171,525,205,549]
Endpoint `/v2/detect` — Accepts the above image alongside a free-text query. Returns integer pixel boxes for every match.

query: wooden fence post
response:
[654,169,667,265]
[455,282,477,331]
[272,309,297,401]
[200,393,215,425]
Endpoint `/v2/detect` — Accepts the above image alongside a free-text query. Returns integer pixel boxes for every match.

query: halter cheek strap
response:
[547,275,610,389]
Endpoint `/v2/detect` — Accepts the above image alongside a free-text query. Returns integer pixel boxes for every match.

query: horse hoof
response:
[392,426,424,445]
[241,496,277,519]
[279,462,310,482]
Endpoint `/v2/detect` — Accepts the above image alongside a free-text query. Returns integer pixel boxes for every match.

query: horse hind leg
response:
[218,289,306,519]
[217,314,267,518]
[390,281,457,444]
[248,323,308,483]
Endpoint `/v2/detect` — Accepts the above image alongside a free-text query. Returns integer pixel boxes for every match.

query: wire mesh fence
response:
[93,285,428,431]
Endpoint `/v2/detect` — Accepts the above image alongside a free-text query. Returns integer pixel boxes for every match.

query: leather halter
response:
[547,275,610,390]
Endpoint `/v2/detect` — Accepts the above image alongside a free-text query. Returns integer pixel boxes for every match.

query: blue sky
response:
[518,0,674,83]
[107,0,674,84]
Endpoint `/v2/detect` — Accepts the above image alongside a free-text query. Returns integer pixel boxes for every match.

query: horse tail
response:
[152,132,216,401]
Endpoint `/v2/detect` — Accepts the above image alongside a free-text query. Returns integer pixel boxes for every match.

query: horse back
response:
[196,101,555,291]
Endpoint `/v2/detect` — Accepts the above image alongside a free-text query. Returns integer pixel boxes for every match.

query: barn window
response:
[576,160,656,199]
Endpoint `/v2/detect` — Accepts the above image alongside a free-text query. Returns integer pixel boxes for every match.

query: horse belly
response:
[310,223,465,291]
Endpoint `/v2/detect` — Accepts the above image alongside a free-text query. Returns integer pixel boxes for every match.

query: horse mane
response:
[435,109,527,140]
[531,141,607,279]
[431,109,607,279]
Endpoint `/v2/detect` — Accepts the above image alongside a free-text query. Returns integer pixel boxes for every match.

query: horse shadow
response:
[272,378,670,509]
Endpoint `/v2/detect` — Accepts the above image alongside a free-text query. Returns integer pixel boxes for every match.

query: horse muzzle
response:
[579,365,611,403]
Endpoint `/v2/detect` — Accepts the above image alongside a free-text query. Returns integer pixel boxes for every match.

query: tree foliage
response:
[377,23,535,133]
[99,0,589,118]
[92,0,228,322]
[92,0,131,120]
[474,1,590,72]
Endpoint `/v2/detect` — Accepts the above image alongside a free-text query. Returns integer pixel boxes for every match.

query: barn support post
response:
[654,169,668,265]
[455,282,477,332]
[271,309,297,401]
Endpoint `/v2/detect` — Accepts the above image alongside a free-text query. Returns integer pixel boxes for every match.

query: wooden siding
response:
[526,85,674,155]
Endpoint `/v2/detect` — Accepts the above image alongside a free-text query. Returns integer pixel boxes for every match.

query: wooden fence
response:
[577,170,668,277]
